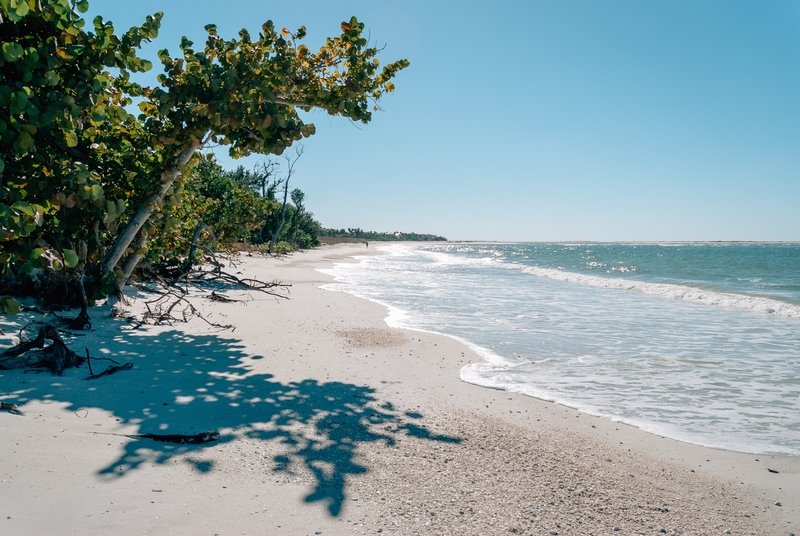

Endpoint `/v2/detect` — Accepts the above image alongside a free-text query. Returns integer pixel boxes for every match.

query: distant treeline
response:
[320,228,447,241]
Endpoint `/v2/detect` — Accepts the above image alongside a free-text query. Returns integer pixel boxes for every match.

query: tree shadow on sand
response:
[0,325,459,516]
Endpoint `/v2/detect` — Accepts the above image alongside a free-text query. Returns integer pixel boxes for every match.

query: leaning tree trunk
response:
[185,222,217,274]
[113,233,148,293]
[100,143,202,282]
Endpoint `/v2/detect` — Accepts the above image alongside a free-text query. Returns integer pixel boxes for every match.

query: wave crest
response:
[516,266,800,319]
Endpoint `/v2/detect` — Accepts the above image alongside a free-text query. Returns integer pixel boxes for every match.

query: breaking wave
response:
[513,265,800,319]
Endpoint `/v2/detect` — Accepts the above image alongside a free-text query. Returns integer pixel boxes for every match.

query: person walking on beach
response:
[366,241,369,248]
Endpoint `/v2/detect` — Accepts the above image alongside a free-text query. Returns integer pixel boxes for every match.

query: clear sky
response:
[88,0,799,241]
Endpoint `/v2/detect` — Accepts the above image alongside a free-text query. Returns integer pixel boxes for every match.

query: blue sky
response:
[88,1,799,241]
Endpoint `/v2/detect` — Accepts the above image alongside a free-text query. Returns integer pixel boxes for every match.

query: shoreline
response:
[323,243,800,457]
[1,243,797,535]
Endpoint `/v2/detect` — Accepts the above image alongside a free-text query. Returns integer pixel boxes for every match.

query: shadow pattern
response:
[0,326,459,516]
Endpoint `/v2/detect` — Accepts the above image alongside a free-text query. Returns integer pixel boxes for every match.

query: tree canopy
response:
[0,0,408,313]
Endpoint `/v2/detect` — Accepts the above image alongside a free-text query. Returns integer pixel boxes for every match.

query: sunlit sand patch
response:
[337,327,407,349]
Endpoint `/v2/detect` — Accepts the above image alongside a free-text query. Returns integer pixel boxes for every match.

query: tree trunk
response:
[268,147,302,253]
[114,233,148,294]
[101,142,202,279]
[269,174,291,252]
[185,222,216,274]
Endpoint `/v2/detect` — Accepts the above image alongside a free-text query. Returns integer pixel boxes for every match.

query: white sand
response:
[0,243,797,535]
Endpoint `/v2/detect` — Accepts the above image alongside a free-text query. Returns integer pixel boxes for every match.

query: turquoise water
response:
[321,243,800,456]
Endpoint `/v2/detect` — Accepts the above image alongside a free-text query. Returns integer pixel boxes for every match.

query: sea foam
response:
[512,265,800,319]
[321,243,800,456]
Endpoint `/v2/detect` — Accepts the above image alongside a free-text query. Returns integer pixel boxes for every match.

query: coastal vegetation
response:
[168,150,322,258]
[320,228,447,242]
[0,0,408,314]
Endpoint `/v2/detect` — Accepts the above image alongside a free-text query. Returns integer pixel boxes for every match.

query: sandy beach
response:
[0,243,797,535]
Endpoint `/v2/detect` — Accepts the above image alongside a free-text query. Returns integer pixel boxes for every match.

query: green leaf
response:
[91,107,106,123]
[90,184,104,200]
[63,249,79,268]
[17,130,34,150]
[10,91,29,114]
[14,1,29,17]
[2,42,25,62]
[11,201,34,217]
[64,130,78,147]
[43,71,59,86]
[76,0,89,13]
[2,296,20,317]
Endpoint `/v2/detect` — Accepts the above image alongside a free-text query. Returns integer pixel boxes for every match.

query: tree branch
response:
[274,97,311,108]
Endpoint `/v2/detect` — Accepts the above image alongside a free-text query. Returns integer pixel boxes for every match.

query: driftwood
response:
[0,325,84,375]
[132,430,220,444]
[122,240,291,329]
[183,263,290,297]
[84,348,122,376]
[107,430,220,444]
[85,362,133,380]
[135,287,233,330]
[130,258,291,329]
[0,402,24,416]
[207,291,245,303]
[1,324,53,358]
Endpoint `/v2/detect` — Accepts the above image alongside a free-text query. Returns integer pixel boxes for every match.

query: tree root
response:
[67,274,92,330]
[0,325,85,375]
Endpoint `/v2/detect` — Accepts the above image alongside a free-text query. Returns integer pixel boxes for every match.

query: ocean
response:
[320,243,800,456]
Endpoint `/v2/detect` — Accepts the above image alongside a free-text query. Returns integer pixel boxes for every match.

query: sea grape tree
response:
[0,0,162,311]
[0,0,408,312]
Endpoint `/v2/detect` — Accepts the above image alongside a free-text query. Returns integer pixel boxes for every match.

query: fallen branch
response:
[181,263,290,298]
[131,430,220,444]
[0,402,24,416]
[128,254,289,329]
[85,348,120,377]
[85,362,132,380]
[134,286,232,330]
[207,291,245,303]
[96,430,220,444]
